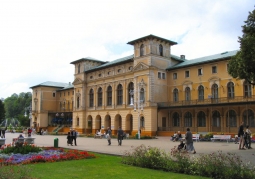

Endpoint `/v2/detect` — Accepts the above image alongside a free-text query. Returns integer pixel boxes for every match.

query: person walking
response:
[72,129,77,146]
[1,127,6,138]
[185,128,196,154]
[67,132,73,146]
[117,126,124,146]
[238,121,245,150]
[106,127,112,145]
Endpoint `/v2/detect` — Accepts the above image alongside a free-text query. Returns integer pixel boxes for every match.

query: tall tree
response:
[0,99,5,124]
[228,7,255,85]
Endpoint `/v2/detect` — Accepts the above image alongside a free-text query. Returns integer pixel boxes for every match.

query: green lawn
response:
[27,153,209,179]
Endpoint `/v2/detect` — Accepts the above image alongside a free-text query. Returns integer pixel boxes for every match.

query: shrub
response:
[0,144,42,154]
[122,145,255,179]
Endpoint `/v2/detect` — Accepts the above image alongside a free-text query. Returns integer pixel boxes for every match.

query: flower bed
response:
[0,144,95,165]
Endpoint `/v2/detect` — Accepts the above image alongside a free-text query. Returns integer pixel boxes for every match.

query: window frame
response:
[185,70,190,78]
[107,86,112,106]
[117,84,123,105]
[212,66,217,73]
[97,87,103,107]
[89,89,94,107]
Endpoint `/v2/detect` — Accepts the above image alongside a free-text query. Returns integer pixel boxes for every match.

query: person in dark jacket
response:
[185,128,196,154]
[67,132,73,146]
[71,129,77,146]
[117,126,124,146]
[238,121,245,150]
[106,127,112,145]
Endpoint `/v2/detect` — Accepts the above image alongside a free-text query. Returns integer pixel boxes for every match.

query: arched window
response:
[77,97,80,108]
[173,88,178,102]
[128,82,134,105]
[97,87,102,107]
[184,112,192,127]
[140,116,145,128]
[198,85,204,100]
[159,44,163,56]
[243,109,255,127]
[172,112,180,127]
[227,82,235,98]
[185,87,191,101]
[140,44,144,56]
[78,64,80,73]
[89,89,94,107]
[226,110,237,127]
[212,84,218,99]
[197,111,206,127]
[107,86,112,106]
[244,80,252,98]
[117,84,123,105]
[140,88,145,102]
[212,111,221,127]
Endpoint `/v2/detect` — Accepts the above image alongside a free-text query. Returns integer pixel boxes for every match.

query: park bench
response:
[211,135,231,143]
[192,134,200,142]
[24,137,35,144]
[94,132,103,139]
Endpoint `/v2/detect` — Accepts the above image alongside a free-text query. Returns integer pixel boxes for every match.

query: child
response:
[234,135,239,144]
[67,132,73,146]
[178,140,185,151]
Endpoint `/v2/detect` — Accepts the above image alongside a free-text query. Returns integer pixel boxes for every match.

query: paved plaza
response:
[4,132,255,165]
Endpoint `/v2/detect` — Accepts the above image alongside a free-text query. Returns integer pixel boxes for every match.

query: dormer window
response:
[128,66,133,71]
[118,69,122,73]
[140,44,144,56]
[98,73,102,77]
[159,44,163,56]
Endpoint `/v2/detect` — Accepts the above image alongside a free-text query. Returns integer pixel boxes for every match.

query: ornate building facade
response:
[30,35,255,136]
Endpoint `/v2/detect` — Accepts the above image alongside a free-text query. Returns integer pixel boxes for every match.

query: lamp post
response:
[24,102,32,126]
[129,83,143,140]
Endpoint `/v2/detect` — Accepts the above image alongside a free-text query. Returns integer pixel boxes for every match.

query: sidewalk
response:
[4,133,255,165]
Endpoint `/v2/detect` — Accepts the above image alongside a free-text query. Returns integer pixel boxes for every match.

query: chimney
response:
[180,55,185,60]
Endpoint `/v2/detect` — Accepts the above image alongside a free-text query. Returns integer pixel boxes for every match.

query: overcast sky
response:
[0,0,254,99]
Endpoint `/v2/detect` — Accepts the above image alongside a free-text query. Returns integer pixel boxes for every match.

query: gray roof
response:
[30,81,73,89]
[70,57,106,64]
[85,55,134,72]
[127,34,177,46]
[167,50,238,70]
[171,54,186,62]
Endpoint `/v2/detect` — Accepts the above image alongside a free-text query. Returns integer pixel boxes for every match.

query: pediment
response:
[133,62,149,71]
[182,80,193,85]
[72,78,83,85]
[208,76,220,82]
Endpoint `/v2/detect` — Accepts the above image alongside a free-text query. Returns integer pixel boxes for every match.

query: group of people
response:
[172,131,182,142]
[177,128,196,154]
[67,129,78,146]
[238,121,252,150]
[105,126,124,146]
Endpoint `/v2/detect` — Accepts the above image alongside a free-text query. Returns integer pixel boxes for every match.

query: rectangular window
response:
[68,92,70,96]
[173,73,177,79]
[162,73,166,79]
[185,70,189,78]
[158,72,161,79]
[198,68,202,76]
[212,66,217,73]
[60,93,61,97]
[53,93,55,97]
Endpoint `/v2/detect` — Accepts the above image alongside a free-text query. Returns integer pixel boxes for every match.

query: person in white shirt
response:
[245,125,252,149]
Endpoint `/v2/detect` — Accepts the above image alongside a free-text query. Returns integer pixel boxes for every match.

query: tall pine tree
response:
[228,7,255,85]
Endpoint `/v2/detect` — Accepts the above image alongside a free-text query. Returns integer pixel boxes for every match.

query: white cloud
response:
[0,0,254,98]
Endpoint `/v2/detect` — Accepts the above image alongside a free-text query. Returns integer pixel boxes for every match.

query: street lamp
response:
[129,83,144,140]
[24,102,32,124]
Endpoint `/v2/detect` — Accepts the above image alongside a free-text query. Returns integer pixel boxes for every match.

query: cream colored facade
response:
[30,35,255,136]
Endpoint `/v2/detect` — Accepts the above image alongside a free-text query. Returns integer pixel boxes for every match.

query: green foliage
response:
[228,8,255,85]
[122,145,255,179]
[3,92,32,127]
[0,144,42,154]
[204,132,214,140]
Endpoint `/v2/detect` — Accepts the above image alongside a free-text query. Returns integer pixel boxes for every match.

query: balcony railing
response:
[158,95,255,108]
